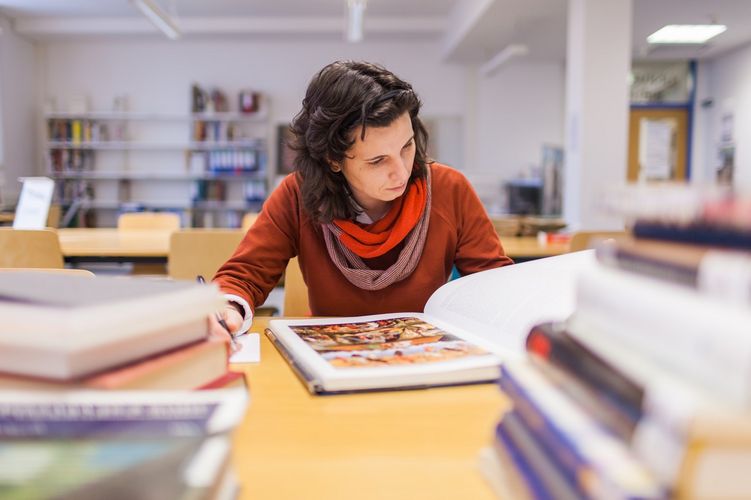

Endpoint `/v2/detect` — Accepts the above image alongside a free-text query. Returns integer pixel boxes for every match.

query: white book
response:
[266,251,595,394]
[570,263,751,408]
[0,272,225,379]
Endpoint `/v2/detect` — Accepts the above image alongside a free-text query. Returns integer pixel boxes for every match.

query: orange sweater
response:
[214,163,513,316]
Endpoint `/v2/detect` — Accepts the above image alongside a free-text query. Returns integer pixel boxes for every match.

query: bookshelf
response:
[45,107,270,228]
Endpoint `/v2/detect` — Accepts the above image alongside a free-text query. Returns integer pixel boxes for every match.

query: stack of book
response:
[0,272,246,391]
[0,273,251,498]
[0,388,249,499]
[480,190,751,499]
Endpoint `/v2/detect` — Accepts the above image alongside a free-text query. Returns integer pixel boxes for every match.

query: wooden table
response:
[59,228,173,264]
[500,236,568,261]
[58,228,567,264]
[231,317,510,499]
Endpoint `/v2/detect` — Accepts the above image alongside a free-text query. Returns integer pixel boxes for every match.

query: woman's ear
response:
[329,162,342,173]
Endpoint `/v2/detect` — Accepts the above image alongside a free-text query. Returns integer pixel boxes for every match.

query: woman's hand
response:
[208,305,245,353]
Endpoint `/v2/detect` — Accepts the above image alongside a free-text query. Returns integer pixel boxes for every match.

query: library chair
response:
[0,268,95,277]
[119,212,181,274]
[569,231,626,252]
[168,229,245,281]
[117,212,181,231]
[46,204,62,228]
[168,229,280,316]
[241,212,260,232]
[284,257,310,317]
[0,228,64,268]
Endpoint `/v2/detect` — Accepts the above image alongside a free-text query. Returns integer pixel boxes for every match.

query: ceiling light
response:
[647,24,726,45]
[480,44,529,77]
[347,0,366,43]
[131,0,182,40]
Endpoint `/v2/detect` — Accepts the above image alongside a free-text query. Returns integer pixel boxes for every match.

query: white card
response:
[13,177,54,230]
[229,333,260,363]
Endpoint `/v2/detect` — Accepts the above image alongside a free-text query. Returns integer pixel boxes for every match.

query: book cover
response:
[499,360,663,499]
[571,263,751,407]
[0,388,248,438]
[0,437,205,500]
[267,314,502,394]
[596,237,751,304]
[564,318,751,496]
[0,435,235,500]
[0,334,230,392]
[0,272,225,379]
[266,251,597,394]
[526,322,643,441]
[497,412,582,500]
[198,370,247,391]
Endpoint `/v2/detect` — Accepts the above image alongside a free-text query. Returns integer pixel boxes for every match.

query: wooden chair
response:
[0,228,64,268]
[119,212,180,274]
[241,212,260,232]
[117,212,181,231]
[283,257,309,316]
[569,231,626,252]
[168,229,245,281]
[0,267,95,277]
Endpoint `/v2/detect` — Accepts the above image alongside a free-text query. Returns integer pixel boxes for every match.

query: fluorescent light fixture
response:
[347,0,366,43]
[131,0,181,40]
[647,24,726,45]
[480,44,529,77]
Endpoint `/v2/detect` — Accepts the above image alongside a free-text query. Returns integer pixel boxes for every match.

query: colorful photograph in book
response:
[290,316,489,368]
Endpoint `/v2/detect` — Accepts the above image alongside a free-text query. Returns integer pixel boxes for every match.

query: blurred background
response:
[0,0,748,230]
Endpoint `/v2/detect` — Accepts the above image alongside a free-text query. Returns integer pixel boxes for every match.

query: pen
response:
[196,275,239,349]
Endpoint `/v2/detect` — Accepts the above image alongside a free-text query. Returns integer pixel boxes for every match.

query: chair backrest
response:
[168,230,245,281]
[241,212,260,232]
[283,257,309,317]
[0,267,95,277]
[569,231,626,252]
[118,212,181,231]
[0,228,64,268]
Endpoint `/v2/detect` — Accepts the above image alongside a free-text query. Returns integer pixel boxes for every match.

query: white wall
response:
[0,18,38,207]
[41,39,467,169]
[696,42,751,188]
[39,37,565,205]
[470,60,565,207]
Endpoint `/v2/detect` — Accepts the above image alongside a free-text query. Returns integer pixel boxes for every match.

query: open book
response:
[266,250,595,394]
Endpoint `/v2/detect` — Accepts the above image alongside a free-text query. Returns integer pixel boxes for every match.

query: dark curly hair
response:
[289,60,430,223]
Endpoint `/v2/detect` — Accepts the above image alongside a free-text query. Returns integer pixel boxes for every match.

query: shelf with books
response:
[45,100,270,228]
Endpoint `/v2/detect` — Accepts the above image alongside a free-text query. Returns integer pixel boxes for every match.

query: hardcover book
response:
[266,251,596,394]
[0,333,229,391]
[0,272,225,379]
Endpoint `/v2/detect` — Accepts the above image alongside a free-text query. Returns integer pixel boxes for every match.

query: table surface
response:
[230,316,511,499]
[58,228,568,260]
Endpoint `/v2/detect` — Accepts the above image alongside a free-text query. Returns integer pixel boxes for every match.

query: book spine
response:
[500,361,663,499]
[597,241,751,304]
[573,265,751,407]
[526,322,644,429]
[633,220,751,250]
[595,242,698,288]
[498,412,583,500]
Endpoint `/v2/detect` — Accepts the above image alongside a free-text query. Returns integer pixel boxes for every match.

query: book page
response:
[425,251,595,353]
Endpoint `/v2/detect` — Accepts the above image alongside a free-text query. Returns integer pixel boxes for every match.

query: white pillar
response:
[563,0,632,230]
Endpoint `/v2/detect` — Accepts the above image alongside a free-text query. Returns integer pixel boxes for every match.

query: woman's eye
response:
[369,158,384,165]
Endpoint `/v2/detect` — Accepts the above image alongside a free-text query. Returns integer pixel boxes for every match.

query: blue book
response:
[497,412,581,500]
[499,360,665,499]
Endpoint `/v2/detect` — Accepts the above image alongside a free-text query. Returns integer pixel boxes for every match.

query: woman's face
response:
[337,112,416,218]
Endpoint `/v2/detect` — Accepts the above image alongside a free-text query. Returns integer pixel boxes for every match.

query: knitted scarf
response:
[321,167,431,290]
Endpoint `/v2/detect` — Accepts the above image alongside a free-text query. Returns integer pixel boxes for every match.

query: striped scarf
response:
[321,167,432,290]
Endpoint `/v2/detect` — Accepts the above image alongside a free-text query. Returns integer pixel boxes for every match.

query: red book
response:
[0,334,230,391]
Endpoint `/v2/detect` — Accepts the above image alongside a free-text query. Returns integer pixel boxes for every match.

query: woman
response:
[212,61,512,336]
